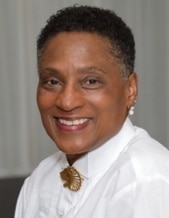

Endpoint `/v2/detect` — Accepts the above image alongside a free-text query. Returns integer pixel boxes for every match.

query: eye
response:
[82,77,103,89]
[39,76,61,90]
[86,79,98,85]
[46,78,59,85]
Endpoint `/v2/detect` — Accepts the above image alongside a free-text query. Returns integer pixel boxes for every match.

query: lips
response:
[55,117,91,131]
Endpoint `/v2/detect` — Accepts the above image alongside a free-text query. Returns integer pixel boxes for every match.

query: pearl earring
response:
[129,100,136,116]
[129,106,135,116]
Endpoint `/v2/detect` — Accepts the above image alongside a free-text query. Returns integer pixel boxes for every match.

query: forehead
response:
[38,32,125,83]
[41,32,112,56]
[38,32,126,80]
[38,32,118,70]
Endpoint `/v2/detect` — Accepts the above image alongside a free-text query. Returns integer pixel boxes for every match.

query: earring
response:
[129,100,136,116]
[129,106,135,116]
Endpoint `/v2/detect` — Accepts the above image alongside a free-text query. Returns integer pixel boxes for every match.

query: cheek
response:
[91,88,127,118]
[89,90,116,109]
[37,89,55,112]
[87,93,115,122]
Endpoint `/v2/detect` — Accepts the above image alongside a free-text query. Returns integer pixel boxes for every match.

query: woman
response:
[15,5,169,218]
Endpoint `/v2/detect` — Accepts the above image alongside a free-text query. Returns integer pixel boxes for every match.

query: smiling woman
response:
[15,5,169,218]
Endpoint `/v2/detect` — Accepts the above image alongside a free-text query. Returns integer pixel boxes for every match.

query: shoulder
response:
[15,151,65,215]
[126,126,169,180]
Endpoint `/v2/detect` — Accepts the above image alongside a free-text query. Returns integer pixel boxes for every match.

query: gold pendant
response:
[60,166,83,191]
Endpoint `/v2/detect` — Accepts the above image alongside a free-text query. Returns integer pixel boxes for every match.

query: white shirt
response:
[15,118,169,218]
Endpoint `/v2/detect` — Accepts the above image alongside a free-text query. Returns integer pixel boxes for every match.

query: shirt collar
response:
[60,118,135,179]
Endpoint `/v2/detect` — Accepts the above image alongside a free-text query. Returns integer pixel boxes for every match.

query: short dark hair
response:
[37,5,135,76]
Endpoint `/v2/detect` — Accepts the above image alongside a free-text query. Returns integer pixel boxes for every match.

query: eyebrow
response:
[39,67,59,75]
[78,66,107,75]
[39,66,107,76]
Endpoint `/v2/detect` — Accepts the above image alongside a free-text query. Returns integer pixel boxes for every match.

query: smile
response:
[58,118,90,126]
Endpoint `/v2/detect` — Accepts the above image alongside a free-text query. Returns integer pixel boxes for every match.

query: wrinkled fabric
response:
[15,118,169,218]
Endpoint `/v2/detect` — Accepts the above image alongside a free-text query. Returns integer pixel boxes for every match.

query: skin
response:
[37,32,137,165]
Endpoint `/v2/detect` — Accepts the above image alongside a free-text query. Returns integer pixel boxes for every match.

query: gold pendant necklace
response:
[60,166,83,191]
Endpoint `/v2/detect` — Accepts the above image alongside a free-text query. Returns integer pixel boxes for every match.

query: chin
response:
[56,144,86,155]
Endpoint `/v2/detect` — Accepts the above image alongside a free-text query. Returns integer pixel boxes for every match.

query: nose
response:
[55,82,85,112]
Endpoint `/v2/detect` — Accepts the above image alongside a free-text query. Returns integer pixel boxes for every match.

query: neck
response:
[66,153,86,165]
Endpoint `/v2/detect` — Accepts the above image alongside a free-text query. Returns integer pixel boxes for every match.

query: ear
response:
[127,72,138,109]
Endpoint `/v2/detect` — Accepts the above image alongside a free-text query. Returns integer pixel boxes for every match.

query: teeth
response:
[58,118,89,126]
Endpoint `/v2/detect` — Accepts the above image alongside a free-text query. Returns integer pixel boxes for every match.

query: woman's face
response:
[37,32,137,163]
